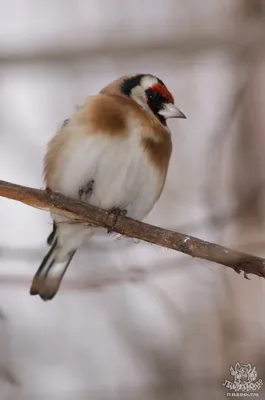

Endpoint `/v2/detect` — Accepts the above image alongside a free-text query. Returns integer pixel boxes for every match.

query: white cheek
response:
[130,87,150,113]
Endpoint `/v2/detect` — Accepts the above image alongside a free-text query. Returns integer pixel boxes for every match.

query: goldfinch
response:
[30,73,186,301]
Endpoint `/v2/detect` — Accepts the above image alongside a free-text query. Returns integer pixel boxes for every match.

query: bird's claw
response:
[78,180,95,202]
[107,207,127,233]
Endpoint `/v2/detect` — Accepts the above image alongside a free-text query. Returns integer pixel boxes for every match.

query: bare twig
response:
[0,179,265,279]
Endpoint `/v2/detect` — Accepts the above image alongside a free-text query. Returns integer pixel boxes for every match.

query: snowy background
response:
[1,1,265,399]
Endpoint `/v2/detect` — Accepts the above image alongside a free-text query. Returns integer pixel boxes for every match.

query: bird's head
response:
[120,73,186,126]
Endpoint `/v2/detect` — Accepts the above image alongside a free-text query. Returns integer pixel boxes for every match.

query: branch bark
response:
[0,179,265,279]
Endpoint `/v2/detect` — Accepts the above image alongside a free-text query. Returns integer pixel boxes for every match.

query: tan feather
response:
[44,127,68,187]
[44,79,172,193]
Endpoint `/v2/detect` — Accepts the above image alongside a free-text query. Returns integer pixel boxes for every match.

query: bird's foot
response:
[78,180,95,202]
[107,207,127,233]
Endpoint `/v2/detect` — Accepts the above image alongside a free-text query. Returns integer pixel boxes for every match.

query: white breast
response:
[54,127,161,221]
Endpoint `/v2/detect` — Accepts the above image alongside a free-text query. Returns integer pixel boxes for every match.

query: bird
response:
[30,73,186,301]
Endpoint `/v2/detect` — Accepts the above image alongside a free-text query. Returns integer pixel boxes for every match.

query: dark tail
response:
[30,239,76,301]
[47,221,57,245]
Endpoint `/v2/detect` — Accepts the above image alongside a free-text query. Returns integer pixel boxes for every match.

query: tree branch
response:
[0,179,265,279]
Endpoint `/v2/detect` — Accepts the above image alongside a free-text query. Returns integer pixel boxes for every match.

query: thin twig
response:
[0,179,265,279]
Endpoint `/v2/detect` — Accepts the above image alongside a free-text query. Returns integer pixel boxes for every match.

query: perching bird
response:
[30,73,186,301]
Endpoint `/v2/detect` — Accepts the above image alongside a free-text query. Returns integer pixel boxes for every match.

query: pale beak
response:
[158,103,186,119]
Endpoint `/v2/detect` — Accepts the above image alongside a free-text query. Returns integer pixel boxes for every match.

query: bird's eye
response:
[146,90,157,101]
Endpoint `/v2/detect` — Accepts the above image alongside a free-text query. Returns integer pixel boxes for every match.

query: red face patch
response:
[151,83,174,104]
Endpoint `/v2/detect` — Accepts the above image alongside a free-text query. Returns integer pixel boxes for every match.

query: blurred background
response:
[1,0,265,399]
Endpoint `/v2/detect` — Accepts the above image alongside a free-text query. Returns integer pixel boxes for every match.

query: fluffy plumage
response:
[30,73,186,301]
